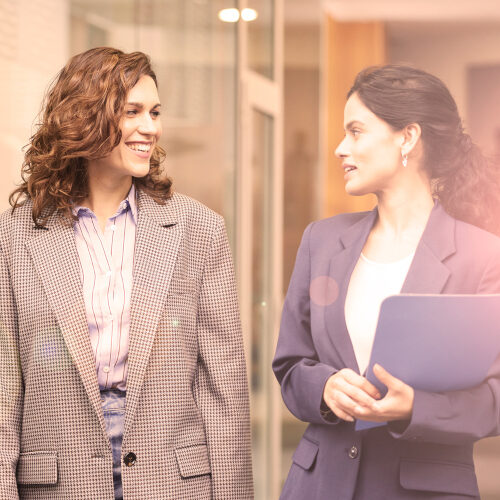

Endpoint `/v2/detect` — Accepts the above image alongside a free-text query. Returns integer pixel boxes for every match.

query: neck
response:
[82,172,133,220]
[374,174,434,239]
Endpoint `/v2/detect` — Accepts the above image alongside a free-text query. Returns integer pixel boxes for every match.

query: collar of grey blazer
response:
[136,188,179,227]
[33,187,179,230]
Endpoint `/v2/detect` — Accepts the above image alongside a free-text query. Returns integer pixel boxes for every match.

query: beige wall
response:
[388,22,500,129]
[0,0,68,211]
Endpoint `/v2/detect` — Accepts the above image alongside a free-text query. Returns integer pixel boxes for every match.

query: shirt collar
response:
[72,183,138,222]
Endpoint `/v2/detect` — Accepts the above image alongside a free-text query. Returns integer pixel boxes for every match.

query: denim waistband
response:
[100,389,126,411]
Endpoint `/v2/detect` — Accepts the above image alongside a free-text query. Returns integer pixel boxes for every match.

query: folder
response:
[355,294,500,431]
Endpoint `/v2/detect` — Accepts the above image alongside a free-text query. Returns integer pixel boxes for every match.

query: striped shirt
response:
[72,185,137,390]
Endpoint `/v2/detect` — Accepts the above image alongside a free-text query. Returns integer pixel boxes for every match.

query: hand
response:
[323,368,381,422]
[354,364,414,422]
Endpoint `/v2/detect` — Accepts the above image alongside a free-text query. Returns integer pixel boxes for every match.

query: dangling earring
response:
[402,153,408,168]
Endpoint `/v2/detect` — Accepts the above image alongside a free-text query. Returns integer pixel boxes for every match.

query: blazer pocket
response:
[168,278,197,296]
[292,436,319,471]
[17,451,58,485]
[175,443,211,478]
[400,458,479,497]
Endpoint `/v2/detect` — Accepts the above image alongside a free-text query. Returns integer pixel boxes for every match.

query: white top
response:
[344,251,415,374]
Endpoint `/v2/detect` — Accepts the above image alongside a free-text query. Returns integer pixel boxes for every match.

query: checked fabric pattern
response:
[0,190,253,499]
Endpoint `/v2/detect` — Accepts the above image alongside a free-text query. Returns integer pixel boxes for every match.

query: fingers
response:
[335,376,379,408]
[344,370,382,400]
[323,370,381,423]
[328,398,355,422]
[373,363,401,389]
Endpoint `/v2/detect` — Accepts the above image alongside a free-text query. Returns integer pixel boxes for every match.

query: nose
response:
[335,136,349,158]
[138,113,161,137]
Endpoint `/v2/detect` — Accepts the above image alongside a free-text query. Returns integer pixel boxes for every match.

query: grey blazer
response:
[273,202,500,500]
[0,190,253,499]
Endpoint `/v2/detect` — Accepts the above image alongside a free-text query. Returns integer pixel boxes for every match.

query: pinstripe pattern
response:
[73,185,137,390]
[0,189,253,499]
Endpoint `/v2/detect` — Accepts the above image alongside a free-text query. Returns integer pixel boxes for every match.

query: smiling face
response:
[88,74,162,183]
[335,93,405,196]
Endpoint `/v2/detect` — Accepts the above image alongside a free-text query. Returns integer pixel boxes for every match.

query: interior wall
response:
[388,22,500,146]
[324,18,385,218]
[0,0,68,211]
[283,24,320,291]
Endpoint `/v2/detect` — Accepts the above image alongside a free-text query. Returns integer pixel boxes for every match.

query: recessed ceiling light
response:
[241,8,258,22]
[218,8,240,23]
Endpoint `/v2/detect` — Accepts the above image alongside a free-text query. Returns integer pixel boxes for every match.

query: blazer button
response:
[348,446,359,459]
[124,452,137,467]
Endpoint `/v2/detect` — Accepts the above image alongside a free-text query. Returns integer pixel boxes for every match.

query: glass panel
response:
[247,0,274,79]
[69,0,238,247]
[250,109,274,497]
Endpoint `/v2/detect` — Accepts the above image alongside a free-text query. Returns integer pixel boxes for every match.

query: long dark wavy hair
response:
[348,64,500,235]
[10,47,172,227]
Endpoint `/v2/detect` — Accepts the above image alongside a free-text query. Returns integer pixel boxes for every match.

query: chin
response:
[128,163,151,178]
[344,184,370,197]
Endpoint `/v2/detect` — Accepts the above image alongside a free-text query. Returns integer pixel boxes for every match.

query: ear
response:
[401,123,421,156]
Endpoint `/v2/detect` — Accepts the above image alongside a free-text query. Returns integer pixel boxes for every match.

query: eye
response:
[125,109,138,116]
[351,128,361,137]
[151,110,161,118]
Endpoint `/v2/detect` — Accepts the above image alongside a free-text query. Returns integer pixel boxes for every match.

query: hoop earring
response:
[402,154,408,168]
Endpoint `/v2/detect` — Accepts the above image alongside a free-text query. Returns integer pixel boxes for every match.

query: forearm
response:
[389,379,500,445]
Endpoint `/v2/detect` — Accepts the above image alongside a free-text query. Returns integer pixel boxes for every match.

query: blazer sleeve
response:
[390,251,500,445]
[272,223,340,425]
[0,242,23,499]
[193,215,253,499]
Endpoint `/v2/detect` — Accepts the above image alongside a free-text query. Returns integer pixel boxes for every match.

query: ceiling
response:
[285,0,500,25]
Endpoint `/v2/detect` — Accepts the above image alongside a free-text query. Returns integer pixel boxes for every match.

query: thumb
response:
[373,363,398,389]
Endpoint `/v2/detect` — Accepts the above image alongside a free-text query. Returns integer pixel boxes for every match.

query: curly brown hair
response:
[10,47,172,226]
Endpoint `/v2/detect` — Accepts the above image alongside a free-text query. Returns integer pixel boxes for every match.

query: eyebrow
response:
[345,120,364,130]
[126,102,161,109]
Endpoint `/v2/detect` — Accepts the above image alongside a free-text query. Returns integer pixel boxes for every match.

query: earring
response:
[402,154,408,168]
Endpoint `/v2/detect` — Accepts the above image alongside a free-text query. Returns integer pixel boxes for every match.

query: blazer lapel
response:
[401,202,455,294]
[26,214,107,438]
[124,191,182,437]
[324,210,377,372]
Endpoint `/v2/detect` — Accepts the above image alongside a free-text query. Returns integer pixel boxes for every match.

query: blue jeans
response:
[101,389,126,500]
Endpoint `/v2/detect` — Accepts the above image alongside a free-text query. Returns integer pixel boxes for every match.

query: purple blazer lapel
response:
[402,202,455,294]
[324,209,377,372]
[322,202,455,373]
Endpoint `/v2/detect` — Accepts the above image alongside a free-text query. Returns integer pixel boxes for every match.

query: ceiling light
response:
[218,8,240,23]
[241,8,258,22]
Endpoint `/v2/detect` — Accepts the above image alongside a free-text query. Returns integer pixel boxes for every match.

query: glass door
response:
[236,0,283,497]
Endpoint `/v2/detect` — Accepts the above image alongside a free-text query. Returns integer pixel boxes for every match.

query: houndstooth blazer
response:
[0,189,253,499]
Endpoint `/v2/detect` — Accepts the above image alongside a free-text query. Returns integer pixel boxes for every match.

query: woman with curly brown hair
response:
[274,65,500,499]
[0,47,252,500]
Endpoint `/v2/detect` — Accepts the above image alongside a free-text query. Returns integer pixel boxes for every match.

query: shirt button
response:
[348,446,359,459]
[105,270,112,277]
[102,366,110,373]
[124,452,137,467]
[110,224,117,231]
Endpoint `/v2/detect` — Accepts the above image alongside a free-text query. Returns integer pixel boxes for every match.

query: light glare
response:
[218,8,240,23]
[241,8,258,22]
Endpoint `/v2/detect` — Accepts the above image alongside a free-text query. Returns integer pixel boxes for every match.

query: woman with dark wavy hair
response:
[0,47,252,499]
[274,65,500,499]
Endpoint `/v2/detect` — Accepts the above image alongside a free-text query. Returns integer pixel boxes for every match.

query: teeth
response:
[127,143,151,152]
